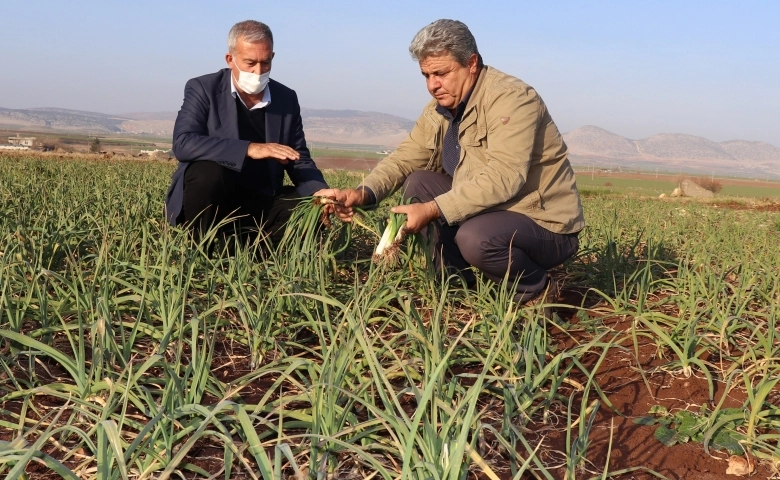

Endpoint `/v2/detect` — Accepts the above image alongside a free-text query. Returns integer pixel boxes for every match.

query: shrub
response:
[675,175,723,194]
[89,137,101,153]
[693,177,723,194]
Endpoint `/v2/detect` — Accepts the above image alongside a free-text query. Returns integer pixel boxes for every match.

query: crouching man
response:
[165,20,335,244]
[335,19,584,303]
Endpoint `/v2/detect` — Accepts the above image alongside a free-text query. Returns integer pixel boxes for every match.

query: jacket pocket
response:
[517,189,543,211]
[462,125,487,147]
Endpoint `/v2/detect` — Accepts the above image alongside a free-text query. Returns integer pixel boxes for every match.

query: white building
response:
[8,135,36,147]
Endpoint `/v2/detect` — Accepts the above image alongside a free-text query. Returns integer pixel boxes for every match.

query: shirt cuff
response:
[355,185,377,206]
[433,199,448,223]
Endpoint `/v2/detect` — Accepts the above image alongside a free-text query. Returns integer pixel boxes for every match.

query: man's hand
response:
[331,188,371,222]
[391,201,440,233]
[247,143,300,164]
[313,188,340,216]
[313,188,338,198]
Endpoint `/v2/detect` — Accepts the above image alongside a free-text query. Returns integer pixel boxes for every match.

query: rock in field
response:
[726,455,754,476]
[680,179,714,198]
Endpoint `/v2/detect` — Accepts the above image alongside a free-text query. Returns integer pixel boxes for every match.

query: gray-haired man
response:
[334,19,584,303]
[165,20,336,243]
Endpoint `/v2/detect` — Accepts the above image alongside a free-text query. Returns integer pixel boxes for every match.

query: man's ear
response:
[467,53,479,73]
[225,53,233,68]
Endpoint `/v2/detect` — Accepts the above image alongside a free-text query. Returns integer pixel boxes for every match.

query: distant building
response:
[0,145,30,151]
[139,149,169,156]
[8,134,35,147]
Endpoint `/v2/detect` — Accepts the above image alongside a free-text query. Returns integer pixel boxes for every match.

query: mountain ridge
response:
[0,106,415,144]
[2,106,778,178]
[563,125,780,178]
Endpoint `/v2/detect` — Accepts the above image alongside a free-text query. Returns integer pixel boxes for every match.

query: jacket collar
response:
[458,66,488,132]
[218,70,240,140]
[265,88,282,144]
[464,66,487,114]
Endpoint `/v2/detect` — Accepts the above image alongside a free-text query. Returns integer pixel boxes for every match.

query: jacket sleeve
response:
[358,113,432,202]
[435,87,540,224]
[283,92,329,196]
[171,78,250,172]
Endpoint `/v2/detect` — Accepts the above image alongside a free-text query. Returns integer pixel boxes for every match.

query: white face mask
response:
[232,58,270,95]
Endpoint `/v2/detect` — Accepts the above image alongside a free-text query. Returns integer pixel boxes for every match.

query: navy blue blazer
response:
[165,68,328,225]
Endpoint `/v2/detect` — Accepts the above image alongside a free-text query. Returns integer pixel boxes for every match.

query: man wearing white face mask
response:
[165,20,335,244]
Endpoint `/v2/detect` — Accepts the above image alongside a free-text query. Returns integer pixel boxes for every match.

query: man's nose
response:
[427,76,440,93]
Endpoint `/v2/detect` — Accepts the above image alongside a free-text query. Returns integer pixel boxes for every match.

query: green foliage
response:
[0,154,779,478]
[89,136,101,153]
[636,404,747,454]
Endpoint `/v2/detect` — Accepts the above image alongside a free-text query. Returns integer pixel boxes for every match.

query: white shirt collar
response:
[230,77,272,110]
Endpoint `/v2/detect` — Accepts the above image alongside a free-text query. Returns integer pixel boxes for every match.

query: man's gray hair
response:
[409,19,481,66]
[228,20,273,52]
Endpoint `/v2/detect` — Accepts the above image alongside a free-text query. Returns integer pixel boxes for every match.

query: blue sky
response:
[1,1,778,145]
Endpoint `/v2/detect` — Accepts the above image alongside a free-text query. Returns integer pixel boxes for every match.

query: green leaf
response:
[712,428,744,455]
[654,425,678,447]
[676,410,702,438]
[633,416,657,426]
[719,408,745,419]
[649,405,668,415]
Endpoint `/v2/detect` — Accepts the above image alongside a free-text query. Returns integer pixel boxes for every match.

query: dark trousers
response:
[403,171,579,302]
[180,161,302,246]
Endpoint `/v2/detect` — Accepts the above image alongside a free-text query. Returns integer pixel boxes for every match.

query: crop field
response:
[0,153,779,479]
[574,173,780,200]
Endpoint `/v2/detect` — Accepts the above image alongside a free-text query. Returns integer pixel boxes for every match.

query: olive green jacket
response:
[359,66,585,234]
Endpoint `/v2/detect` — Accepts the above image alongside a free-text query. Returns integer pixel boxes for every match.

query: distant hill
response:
[115,111,178,135]
[119,112,178,121]
[0,107,172,135]
[562,125,640,159]
[0,106,414,145]
[564,126,780,179]
[3,105,779,179]
[300,108,414,146]
[719,140,780,165]
[0,107,128,132]
[635,134,733,161]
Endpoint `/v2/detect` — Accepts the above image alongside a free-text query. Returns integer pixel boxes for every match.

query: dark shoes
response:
[515,278,561,319]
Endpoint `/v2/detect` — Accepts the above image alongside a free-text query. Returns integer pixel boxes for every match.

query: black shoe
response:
[515,279,560,319]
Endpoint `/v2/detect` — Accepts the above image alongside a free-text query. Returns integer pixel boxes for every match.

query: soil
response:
[707,201,780,212]
[531,291,779,480]
[3,160,779,478]
[5,302,776,480]
[291,158,778,477]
